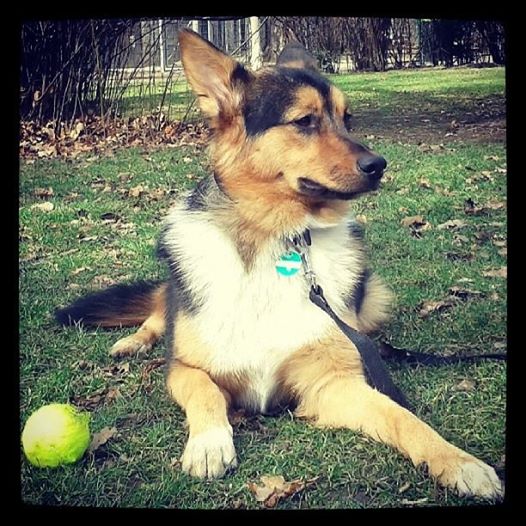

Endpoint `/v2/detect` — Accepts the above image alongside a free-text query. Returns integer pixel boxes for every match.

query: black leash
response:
[309,284,412,410]
[377,341,506,366]
[290,230,506,411]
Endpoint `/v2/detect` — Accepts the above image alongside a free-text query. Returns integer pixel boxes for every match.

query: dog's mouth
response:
[297,177,379,200]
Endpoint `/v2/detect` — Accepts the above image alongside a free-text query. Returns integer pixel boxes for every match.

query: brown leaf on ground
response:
[88,426,118,454]
[33,187,54,198]
[418,299,457,318]
[71,266,91,276]
[445,251,474,262]
[418,178,432,189]
[90,274,119,288]
[102,362,130,378]
[419,285,485,318]
[69,121,85,141]
[401,497,429,506]
[448,286,484,300]
[401,215,425,227]
[437,219,468,230]
[128,184,146,198]
[464,198,506,215]
[453,379,477,392]
[139,358,166,393]
[401,215,432,238]
[72,386,120,410]
[99,212,122,222]
[30,202,54,212]
[482,267,507,278]
[20,117,209,160]
[247,475,318,508]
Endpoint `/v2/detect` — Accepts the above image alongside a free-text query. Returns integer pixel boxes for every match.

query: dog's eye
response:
[343,111,353,130]
[293,114,316,128]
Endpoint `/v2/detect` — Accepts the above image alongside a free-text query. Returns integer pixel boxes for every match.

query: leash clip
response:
[289,230,317,290]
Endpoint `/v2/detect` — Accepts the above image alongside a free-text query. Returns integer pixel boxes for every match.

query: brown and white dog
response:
[57,29,503,500]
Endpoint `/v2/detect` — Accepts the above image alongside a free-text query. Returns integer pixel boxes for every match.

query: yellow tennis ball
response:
[22,403,91,468]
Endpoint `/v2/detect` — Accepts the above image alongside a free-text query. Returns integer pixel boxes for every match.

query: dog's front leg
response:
[282,337,503,500]
[166,359,237,479]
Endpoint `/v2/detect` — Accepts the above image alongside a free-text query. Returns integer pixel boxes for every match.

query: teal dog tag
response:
[276,251,302,276]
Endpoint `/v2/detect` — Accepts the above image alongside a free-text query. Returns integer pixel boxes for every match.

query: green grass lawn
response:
[19,66,506,509]
[116,66,506,134]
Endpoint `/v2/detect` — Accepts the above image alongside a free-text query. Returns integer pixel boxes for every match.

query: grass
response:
[118,66,506,133]
[19,66,506,509]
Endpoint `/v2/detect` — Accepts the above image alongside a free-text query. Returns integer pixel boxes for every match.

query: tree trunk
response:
[476,20,505,65]
[249,16,263,69]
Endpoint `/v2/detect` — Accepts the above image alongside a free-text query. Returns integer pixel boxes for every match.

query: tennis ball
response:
[22,403,91,468]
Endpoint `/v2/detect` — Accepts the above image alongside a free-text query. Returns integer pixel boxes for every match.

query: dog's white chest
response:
[164,209,361,410]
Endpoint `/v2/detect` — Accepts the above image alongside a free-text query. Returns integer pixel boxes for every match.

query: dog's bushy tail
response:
[55,280,165,328]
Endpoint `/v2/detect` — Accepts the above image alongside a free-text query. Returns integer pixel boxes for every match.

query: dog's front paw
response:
[110,335,152,358]
[429,450,503,501]
[181,426,237,479]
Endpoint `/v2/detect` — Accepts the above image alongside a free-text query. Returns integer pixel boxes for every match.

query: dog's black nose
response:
[357,155,387,179]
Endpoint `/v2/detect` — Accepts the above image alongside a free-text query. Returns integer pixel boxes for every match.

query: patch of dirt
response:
[353,95,506,145]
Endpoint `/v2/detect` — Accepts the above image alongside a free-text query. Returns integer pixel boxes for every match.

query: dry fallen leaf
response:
[448,286,484,300]
[464,198,506,216]
[30,202,54,212]
[100,212,121,223]
[72,386,119,410]
[247,475,317,508]
[437,219,467,230]
[401,215,425,227]
[129,184,146,198]
[69,121,85,141]
[33,187,54,198]
[483,267,507,278]
[355,214,367,224]
[492,239,506,248]
[401,215,432,238]
[418,178,432,189]
[102,362,130,378]
[464,198,479,215]
[78,235,98,243]
[401,497,429,506]
[445,251,474,262]
[418,299,457,318]
[452,234,469,246]
[418,285,485,318]
[70,266,91,276]
[90,274,118,288]
[88,426,118,454]
[453,379,477,392]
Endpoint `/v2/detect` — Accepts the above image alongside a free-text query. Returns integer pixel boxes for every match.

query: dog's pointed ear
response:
[178,29,253,122]
[276,42,318,71]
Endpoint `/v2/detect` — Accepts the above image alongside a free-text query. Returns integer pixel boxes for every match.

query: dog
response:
[56,29,503,501]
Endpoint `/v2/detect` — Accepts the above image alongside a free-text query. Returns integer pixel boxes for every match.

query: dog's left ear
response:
[277,41,318,71]
[178,29,253,123]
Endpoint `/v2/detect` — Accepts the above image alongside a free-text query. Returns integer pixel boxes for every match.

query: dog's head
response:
[178,29,386,230]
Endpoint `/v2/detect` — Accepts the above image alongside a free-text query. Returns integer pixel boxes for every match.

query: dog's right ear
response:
[178,29,253,123]
[276,41,318,71]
